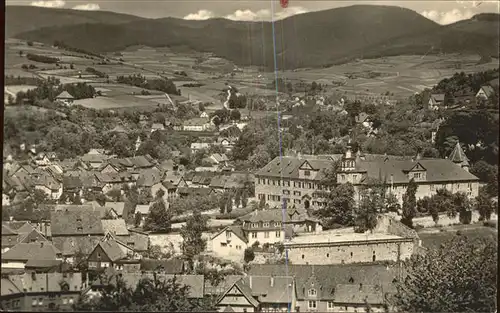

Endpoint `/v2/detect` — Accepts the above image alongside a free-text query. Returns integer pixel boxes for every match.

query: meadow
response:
[5,40,499,112]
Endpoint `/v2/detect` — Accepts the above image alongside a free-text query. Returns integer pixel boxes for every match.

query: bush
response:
[26,53,59,64]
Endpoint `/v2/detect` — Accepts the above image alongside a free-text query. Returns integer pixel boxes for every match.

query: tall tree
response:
[392,235,497,313]
[144,200,172,232]
[315,183,355,229]
[475,187,495,221]
[354,188,380,233]
[180,210,208,269]
[401,178,418,228]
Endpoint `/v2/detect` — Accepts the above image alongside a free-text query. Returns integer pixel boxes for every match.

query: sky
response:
[6,0,500,25]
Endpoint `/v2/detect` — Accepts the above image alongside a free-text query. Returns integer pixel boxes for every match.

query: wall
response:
[286,240,414,265]
[333,304,386,313]
[149,232,213,254]
[1,261,26,269]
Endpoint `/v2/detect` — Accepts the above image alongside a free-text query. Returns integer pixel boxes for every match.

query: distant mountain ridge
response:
[5,6,145,37]
[7,5,500,69]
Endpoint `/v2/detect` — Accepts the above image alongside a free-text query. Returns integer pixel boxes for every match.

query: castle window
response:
[326,253,330,258]
[302,254,305,259]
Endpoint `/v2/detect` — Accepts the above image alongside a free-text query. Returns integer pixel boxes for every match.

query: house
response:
[32,172,63,200]
[2,223,19,253]
[211,226,249,260]
[50,209,105,262]
[86,239,139,271]
[136,168,167,199]
[248,264,400,312]
[209,153,230,166]
[476,84,496,101]
[1,242,62,270]
[428,93,445,110]
[191,142,211,153]
[182,117,213,132]
[239,206,322,235]
[151,123,165,133]
[0,272,84,311]
[215,276,296,312]
[200,111,209,118]
[55,91,75,106]
[255,143,479,209]
[81,152,109,169]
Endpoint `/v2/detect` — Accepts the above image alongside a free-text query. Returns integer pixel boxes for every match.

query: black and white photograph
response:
[2,0,499,312]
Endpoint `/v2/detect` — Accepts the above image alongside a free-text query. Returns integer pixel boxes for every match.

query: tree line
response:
[116,74,180,95]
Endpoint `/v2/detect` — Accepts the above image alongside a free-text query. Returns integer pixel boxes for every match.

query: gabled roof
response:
[248,264,400,300]
[430,93,445,102]
[218,278,260,308]
[50,208,104,236]
[101,219,129,236]
[2,223,18,236]
[333,284,385,305]
[212,225,248,243]
[56,91,74,99]
[2,242,61,262]
[96,240,127,262]
[479,85,495,98]
[136,168,162,187]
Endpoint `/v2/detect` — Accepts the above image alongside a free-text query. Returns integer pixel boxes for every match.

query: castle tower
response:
[341,139,356,171]
[448,141,470,172]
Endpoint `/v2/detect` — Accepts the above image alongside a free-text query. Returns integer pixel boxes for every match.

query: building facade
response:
[255,142,479,210]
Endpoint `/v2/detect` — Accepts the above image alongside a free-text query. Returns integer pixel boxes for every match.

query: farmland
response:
[5,39,499,112]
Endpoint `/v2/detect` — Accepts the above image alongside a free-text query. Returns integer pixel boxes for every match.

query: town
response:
[2,2,499,313]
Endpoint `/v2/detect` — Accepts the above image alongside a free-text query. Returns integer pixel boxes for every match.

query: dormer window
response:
[308,288,317,296]
[251,223,258,228]
[263,222,269,228]
[226,231,231,238]
[304,170,310,176]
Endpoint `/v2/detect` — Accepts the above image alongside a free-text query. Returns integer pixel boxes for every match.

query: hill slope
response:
[11,5,499,69]
[6,6,145,38]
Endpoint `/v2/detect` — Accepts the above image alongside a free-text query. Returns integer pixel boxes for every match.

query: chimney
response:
[270,275,274,287]
[416,152,422,160]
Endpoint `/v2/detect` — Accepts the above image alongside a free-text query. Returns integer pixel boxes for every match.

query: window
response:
[263,222,269,228]
[326,253,330,258]
[350,252,353,257]
[430,184,435,191]
[68,298,74,304]
[38,298,43,305]
[308,288,317,296]
[226,231,231,238]
[251,223,258,228]
[414,172,421,179]
[275,231,281,237]
[308,300,317,309]
[264,232,270,238]
[77,226,83,231]
[274,222,280,227]
[252,232,257,238]
[294,191,301,196]
[258,178,261,184]
[32,299,37,306]
[327,301,334,310]
[341,174,346,180]
[302,254,305,259]
[468,183,472,190]
[97,252,101,259]
[220,242,227,247]
[353,174,357,180]
[304,170,310,176]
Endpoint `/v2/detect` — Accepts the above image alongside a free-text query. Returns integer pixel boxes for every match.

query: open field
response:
[418,224,497,250]
[5,40,498,112]
[5,85,37,94]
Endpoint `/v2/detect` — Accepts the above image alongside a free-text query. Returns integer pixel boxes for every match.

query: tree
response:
[258,196,266,209]
[74,274,216,312]
[155,189,165,200]
[354,189,380,233]
[315,183,355,229]
[452,192,472,224]
[475,187,495,221]
[401,179,418,228]
[144,200,172,232]
[180,210,208,266]
[107,188,122,202]
[134,212,143,227]
[244,248,255,263]
[230,109,241,121]
[392,235,497,313]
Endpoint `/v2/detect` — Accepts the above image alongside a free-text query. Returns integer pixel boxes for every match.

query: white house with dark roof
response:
[211,226,249,260]
[1,242,62,270]
[255,142,479,209]
[55,91,75,106]
[428,93,445,110]
[476,84,496,101]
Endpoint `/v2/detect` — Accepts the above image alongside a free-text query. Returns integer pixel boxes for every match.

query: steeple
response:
[448,141,470,171]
